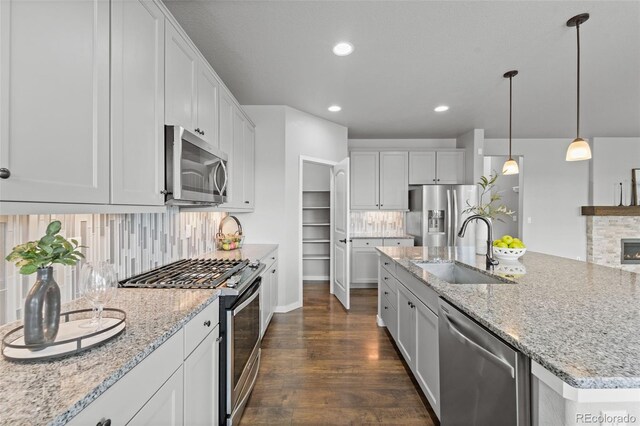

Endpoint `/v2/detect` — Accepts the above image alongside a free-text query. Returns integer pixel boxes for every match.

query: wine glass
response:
[80,262,117,329]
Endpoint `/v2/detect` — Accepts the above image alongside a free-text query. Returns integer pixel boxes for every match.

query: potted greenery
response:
[463,172,516,254]
[5,220,84,346]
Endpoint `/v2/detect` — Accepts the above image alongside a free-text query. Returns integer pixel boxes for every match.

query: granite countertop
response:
[0,244,278,425]
[351,233,414,239]
[377,246,640,390]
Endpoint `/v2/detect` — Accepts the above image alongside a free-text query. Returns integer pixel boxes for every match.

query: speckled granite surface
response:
[351,233,414,239]
[0,244,277,425]
[377,246,640,390]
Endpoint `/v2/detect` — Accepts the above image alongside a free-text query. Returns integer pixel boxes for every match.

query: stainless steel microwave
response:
[164,126,228,206]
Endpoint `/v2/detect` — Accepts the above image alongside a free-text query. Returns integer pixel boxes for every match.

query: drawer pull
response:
[384,291,389,295]
[397,242,400,245]
[384,306,388,310]
[216,336,222,343]
[383,277,388,280]
[384,262,390,266]
[272,269,276,273]
[203,320,211,327]
[0,168,10,179]
[272,257,276,260]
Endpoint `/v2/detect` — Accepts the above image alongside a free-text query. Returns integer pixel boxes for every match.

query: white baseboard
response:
[274,300,302,313]
[303,275,329,281]
[351,282,377,289]
[376,315,385,327]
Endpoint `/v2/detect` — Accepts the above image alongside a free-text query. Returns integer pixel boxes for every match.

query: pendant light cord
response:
[509,75,513,159]
[576,22,581,138]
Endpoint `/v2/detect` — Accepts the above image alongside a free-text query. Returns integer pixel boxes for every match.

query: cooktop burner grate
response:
[119,258,249,289]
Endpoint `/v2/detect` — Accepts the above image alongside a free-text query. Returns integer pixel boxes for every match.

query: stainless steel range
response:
[120,257,265,426]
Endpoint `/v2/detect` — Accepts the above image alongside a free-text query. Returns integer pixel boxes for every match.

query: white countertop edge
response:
[532,361,640,403]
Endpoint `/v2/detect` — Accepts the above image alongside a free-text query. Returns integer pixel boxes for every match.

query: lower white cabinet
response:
[378,257,440,418]
[260,249,278,337]
[351,238,413,285]
[129,366,184,426]
[184,326,219,426]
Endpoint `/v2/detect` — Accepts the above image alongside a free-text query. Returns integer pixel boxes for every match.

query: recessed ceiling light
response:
[328,105,342,112]
[332,42,354,56]
[434,105,449,112]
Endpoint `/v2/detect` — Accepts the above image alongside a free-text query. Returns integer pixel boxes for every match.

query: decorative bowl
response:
[493,246,526,261]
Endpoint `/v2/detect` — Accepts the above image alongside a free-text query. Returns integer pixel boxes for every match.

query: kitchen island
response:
[377,246,640,425]
[0,244,277,425]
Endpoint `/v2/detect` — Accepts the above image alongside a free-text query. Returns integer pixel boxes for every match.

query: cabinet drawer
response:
[395,265,439,316]
[381,302,398,340]
[262,249,278,271]
[380,275,398,310]
[352,238,383,248]
[184,301,219,358]
[383,238,414,247]
[380,256,396,276]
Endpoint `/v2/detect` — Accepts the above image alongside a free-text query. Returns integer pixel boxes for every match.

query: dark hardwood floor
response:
[240,282,438,425]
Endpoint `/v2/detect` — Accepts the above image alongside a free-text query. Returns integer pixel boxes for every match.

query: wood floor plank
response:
[239,282,438,425]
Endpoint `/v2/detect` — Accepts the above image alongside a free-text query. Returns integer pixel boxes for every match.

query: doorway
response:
[482,156,525,239]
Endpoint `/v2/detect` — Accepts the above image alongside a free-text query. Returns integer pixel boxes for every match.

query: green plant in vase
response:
[5,220,84,346]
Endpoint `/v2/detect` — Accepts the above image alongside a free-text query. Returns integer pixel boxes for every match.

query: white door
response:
[379,151,408,210]
[111,0,165,206]
[0,0,110,203]
[332,158,351,309]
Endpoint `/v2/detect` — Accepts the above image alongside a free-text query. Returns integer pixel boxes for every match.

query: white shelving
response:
[302,191,330,281]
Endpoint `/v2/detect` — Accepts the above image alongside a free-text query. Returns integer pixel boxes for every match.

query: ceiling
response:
[163,1,640,139]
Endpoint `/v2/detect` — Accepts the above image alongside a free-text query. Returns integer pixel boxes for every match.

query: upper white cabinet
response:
[350,151,407,210]
[220,102,254,211]
[196,65,220,148]
[243,123,255,209]
[219,89,235,159]
[111,0,165,206]
[0,0,110,203]
[165,22,197,132]
[409,151,465,185]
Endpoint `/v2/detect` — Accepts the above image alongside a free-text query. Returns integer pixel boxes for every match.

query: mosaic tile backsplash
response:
[587,216,640,273]
[0,208,226,325]
[350,211,405,236]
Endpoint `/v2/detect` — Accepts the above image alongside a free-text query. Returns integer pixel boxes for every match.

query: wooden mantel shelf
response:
[581,206,640,216]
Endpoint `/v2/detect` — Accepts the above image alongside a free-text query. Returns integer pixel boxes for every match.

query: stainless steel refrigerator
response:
[407,185,477,248]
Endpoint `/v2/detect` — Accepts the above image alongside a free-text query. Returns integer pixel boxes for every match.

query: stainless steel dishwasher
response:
[438,299,530,426]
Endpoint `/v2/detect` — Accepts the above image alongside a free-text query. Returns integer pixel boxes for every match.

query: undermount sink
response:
[412,262,511,284]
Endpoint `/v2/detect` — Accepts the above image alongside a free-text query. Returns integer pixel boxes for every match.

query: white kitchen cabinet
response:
[221,106,255,211]
[350,152,380,210]
[379,152,409,210]
[184,325,219,426]
[243,123,256,209]
[219,89,235,159]
[415,300,440,417]
[409,152,436,185]
[351,244,382,285]
[228,107,246,208]
[270,263,279,316]
[260,249,278,337]
[165,22,197,131]
[435,151,465,184]
[196,65,219,148]
[351,151,408,211]
[0,0,110,203]
[396,284,416,369]
[409,151,465,185]
[111,0,165,206]
[129,366,184,426]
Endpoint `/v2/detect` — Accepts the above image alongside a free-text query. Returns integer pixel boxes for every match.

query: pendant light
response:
[502,70,519,175]
[565,13,592,161]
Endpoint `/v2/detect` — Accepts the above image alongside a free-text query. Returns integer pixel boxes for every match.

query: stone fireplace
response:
[586,215,640,273]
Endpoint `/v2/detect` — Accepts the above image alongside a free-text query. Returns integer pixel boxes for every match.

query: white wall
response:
[456,129,484,185]
[303,162,331,191]
[239,105,347,311]
[591,137,640,205]
[484,138,589,260]
[348,138,456,150]
[483,156,520,239]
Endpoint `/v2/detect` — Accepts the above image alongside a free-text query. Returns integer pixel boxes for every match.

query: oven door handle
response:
[232,280,261,315]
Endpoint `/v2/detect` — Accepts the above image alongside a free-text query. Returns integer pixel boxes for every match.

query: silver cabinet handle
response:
[443,312,515,378]
[0,168,10,179]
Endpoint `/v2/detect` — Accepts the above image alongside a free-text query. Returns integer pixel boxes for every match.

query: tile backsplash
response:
[350,211,405,236]
[0,208,225,325]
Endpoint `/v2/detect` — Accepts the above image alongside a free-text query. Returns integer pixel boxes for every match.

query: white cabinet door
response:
[260,269,271,338]
[243,123,255,209]
[165,23,197,131]
[396,285,416,369]
[218,89,234,159]
[129,366,184,426]
[350,152,379,210]
[270,262,278,315]
[0,0,109,203]
[436,151,465,184]
[409,152,437,185]
[184,326,219,426]
[111,0,164,206]
[379,151,408,210]
[226,107,245,209]
[351,247,380,284]
[195,65,219,148]
[415,301,440,418]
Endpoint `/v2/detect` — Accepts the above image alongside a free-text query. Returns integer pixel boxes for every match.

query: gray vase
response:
[23,267,61,347]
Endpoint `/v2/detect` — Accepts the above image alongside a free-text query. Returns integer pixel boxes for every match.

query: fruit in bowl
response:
[492,235,526,260]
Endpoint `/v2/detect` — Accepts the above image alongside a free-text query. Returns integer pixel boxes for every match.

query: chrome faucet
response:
[458,214,499,270]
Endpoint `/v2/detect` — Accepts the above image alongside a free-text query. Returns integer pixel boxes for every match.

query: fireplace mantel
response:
[581,206,640,216]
